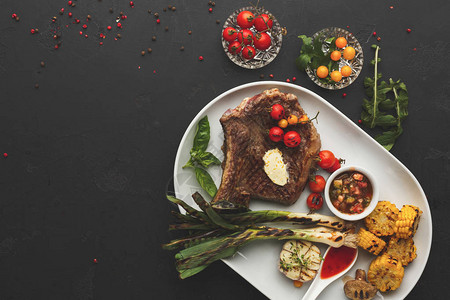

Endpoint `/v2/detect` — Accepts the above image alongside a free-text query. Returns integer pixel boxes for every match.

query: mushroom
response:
[344,269,378,300]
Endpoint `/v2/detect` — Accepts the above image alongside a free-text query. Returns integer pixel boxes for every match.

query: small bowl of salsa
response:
[324,166,379,221]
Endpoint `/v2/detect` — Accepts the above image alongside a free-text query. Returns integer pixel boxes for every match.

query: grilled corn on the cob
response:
[365,201,399,237]
[368,254,404,292]
[385,237,417,266]
[394,205,422,239]
[357,228,386,255]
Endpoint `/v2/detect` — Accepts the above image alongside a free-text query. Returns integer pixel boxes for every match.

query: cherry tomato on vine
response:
[222,27,238,42]
[242,45,256,59]
[270,104,285,120]
[317,150,336,169]
[309,175,326,193]
[253,13,273,31]
[284,131,301,148]
[228,41,242,55]
[237,29,254,45]
[253,32,272,50]
[326,158,343,173]
[269,127,284,142]
[236,10,255,29]
[307,193,324,211]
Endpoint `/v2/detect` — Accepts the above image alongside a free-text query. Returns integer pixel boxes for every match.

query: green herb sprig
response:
[360,45,409,151]
[183,116,221,197]
[295,34,339,83]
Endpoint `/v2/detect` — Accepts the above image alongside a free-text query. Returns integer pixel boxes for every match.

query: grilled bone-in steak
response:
[211,88,321,211]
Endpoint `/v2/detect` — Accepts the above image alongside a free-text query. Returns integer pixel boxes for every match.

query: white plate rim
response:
[172,81,432,299]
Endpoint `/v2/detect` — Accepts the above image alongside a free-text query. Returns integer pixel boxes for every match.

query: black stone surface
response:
[0,0,447,299]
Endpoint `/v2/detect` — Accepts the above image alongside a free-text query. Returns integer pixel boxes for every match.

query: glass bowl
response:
[221,6,283,69]
[305,27,364,90]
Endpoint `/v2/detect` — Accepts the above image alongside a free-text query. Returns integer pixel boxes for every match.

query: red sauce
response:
[320,246,357,279]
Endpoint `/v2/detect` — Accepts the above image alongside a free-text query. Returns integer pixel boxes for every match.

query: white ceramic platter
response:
[173,81,432,300]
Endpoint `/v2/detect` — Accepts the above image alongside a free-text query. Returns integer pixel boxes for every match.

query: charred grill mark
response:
[335,236,343,242]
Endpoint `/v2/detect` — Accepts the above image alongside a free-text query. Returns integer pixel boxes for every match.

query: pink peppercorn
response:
[199,56,204,61]
[269,74,274,78]
[68,1,72,5]
[30,28,36,34]
[372,31,376,36]
[129,1,134,7]
[209,8,213,13]
[107,26,112,30]
[156,19,160,24]
[11,13,17,19]
[342,93,347,98]
[82,24,87,29]
[286,78,290,83]
[407,28,412,33]
[117,23,122,28]
[3,153,8,158]
[68,12,72,17]
[292,77,297,82]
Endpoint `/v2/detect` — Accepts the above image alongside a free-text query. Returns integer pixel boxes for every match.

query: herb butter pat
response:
[263,148,289,186]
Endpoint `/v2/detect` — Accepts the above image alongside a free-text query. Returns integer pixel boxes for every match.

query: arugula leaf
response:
[360,45,409,151]
[194,167,217,198]
[193,116,210,152]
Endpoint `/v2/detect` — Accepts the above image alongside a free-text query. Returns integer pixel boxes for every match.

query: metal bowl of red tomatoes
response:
[221,6,284,69]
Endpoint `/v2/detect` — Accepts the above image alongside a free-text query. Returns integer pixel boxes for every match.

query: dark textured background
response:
[0,0,447,299]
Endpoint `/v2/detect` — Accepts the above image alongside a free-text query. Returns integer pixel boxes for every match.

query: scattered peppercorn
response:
[107,26,112,30]
[292,77,297,82]
[30,28,36,34]
[165,26,168,31]
[358,119,362,124]
[152,35,156,41]
[199,56,204,61]
[209,8,213,13]
[11,13,17,19]
[377,37,381,41]
[129,1,134,7]
[286,78,290,83]
[109,8,113,13]
[59,9,64,15]
[389,6,394,9]
[82,24,87,29]
[93,258,98,264]
[413,47,416,51]
[156,19,160,24]
[141,50,145,56]
[40,61,45,67]
[154,13,159,18]
[71,3,76,7]
[216,19,220,24]
[373,31,376,36]
[188,30,192,35]
[68,12,73,17]
[208,1,212,5]
[163,8,167,12]
[148,9,152,14]
[117,22,122,28]
[99,42,103,45]
[87,15,92,20]
[3,153,7,158]
[68,1,72,5]
[75,19,80,24]
[34,83,39,89]
[212,2,216,6]
[406,28,412,33]
[147,48,152,53]
[342,93,347,98]
[116,33,121,39]
[172,6,176,11]
[269,74,274,78]
[15,16,20,21]
[52,16,57,22]
[180,46,184,51]
[260,74,264,79]
[85,34,88,38]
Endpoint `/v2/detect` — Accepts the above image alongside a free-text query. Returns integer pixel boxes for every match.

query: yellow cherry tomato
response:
[330,50,341,61]
[330,70,343,82]
[278,119,288,128]
[299,115,309,124]
[287,114,298,125]
[316,66,329,79]
[335,37,347,48]
[343,46,356,60]
[341,65,352,77]
[293,280,303,288]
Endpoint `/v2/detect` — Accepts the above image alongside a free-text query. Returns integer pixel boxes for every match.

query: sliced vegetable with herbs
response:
[183,116,221,197]
[279,240,322,282]
[360,45,409,151]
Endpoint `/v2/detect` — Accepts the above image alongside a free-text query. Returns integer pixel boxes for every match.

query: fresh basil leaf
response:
[183,158,195,169]
[194,151,221,168]
[194,167,217,198]
[193,116,210,152]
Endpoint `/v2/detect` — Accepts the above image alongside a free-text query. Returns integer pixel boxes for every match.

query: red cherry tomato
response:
[237,29,253,45]
[222,27,238,42]
[253,32,272,50]
[242,45,256,59]
[253,14,273,32]
[307,193,323,211]
[270,104,285,120]
[283,131,301,148]
[326,158,342,173]
[269,127,284,142]
[317,150,336,169]
[228,41,242,55]
[236,10,255,29]
[309,175,326,193]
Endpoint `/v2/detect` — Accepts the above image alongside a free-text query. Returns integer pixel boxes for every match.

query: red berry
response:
[75,19,80,24]
[358,119,362,124]
[199,56,204,61]
[342,93,347,98]
[79,31,82,35]
[68,1,72,6]
[54,44,59,49]
[413,48,417,51]
[3,153,8,158]
[117,22,122,28]
[407,28,412,33]
[11,13,17,19]
[99,42,103,45]
[292,77,297,82]
[107,26,112,30]
[93,258,98,263]
[156,19,160,24]
[129,1,134,7]
[68,12,73,17]
[372,31,376,36]
[269,74,274,78]
[82,24,87,29]
[30,28,36,34]
[209,8,213,13]
[121,15,126,20]
[286,79,290,83]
